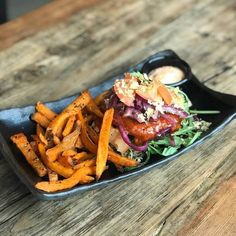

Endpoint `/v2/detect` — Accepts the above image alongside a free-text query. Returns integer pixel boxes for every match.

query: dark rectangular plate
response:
[0,50,235,200]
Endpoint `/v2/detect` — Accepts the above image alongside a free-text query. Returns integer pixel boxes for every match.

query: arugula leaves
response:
[189,109,220,114]
[123,116,210,172]
[123,151,151,171]
[147,117,210,157]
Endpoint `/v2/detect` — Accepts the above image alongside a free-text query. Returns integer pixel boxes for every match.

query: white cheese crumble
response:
[148,99,165,114]
[144,107,155,120]
[137,113,146,123]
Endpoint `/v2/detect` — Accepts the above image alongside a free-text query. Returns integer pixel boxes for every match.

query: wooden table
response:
[0,0,235,235]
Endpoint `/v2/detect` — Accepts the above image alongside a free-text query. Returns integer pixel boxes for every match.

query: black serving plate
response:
[0,50,236,200]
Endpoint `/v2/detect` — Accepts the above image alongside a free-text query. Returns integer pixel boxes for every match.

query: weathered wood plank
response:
[0,0,104,51]
[0,0,214,108]
[178,176,236,236]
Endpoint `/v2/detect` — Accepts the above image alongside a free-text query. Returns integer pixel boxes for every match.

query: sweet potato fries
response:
[11,90,137,192]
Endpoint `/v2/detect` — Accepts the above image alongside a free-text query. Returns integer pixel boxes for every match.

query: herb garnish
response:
[189,110,220,114]
[130,72,152,85]
[147,117,211,157]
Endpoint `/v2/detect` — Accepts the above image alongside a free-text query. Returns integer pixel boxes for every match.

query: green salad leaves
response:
[148,116,211,157]
[123,87,215,171]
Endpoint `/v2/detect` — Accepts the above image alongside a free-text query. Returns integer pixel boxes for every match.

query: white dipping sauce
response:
[148,66,184,84]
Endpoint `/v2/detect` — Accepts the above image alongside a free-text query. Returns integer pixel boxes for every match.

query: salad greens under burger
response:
[96,70,213,169]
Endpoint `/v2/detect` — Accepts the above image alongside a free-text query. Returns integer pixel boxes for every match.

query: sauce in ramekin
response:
[148,66,184,85]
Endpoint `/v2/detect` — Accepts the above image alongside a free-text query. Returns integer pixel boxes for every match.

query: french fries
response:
[38,142,73,178]
[36,124,48,145]
[46,129,80,162]
[11,133,47,177]
[86,99,103,118]
[94,90,109,105]
[35,166,96,192]
[47,90,91,137]
[31,112,50,128]
[62,115,76,137]
[48,169,58,182]
[96,108,114,180]
[36,102,57,121]
[62,149,77,157]
[57,155,73,168]
[74,159,96,170]
[11,91,138,193]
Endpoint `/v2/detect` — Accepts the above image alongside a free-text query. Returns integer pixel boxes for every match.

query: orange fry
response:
[31,134,40,142]
[46,129,79,162]
[47,91,91,136]
[38,142,74,178]
[62,115,76,137]
[79,176,95,184]
[36,102,57,121]
[73,152,93,162]
[96,108,114,180]
[108,151,137,167]
[48,168,58,182]
[57,155,73,168]
[36,124,48,145]
[87,126,99,144]
[47,113,69,138]
[35,166,95,192]
[75,136,83,149]
[11,133,47,177]
[64,91,92,114]
[58,152,94,168]
[46,145,63,163]
[62,149,77,157]
[94,90,109,105]
[31,112,50,128]
[74,159,96,170]
[78,110,136,168]
[30,141,39,154]
[78,112,97,154]
[53,135,61,145]
[56,121,67,139]
[86,99,103,118]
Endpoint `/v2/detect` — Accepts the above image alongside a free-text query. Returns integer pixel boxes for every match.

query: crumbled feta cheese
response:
[193,120,211,131]
[145,107,155,120]
[148,99,164,113]
[137,113,146,123]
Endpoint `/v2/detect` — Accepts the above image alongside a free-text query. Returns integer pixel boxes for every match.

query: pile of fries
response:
[11,91,137,192]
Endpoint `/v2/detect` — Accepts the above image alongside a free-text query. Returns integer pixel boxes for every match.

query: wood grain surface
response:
[178,176,236,236]
[0,0,235,235]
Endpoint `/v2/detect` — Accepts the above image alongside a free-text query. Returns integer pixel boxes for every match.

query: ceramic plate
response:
[0,50,235,200]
